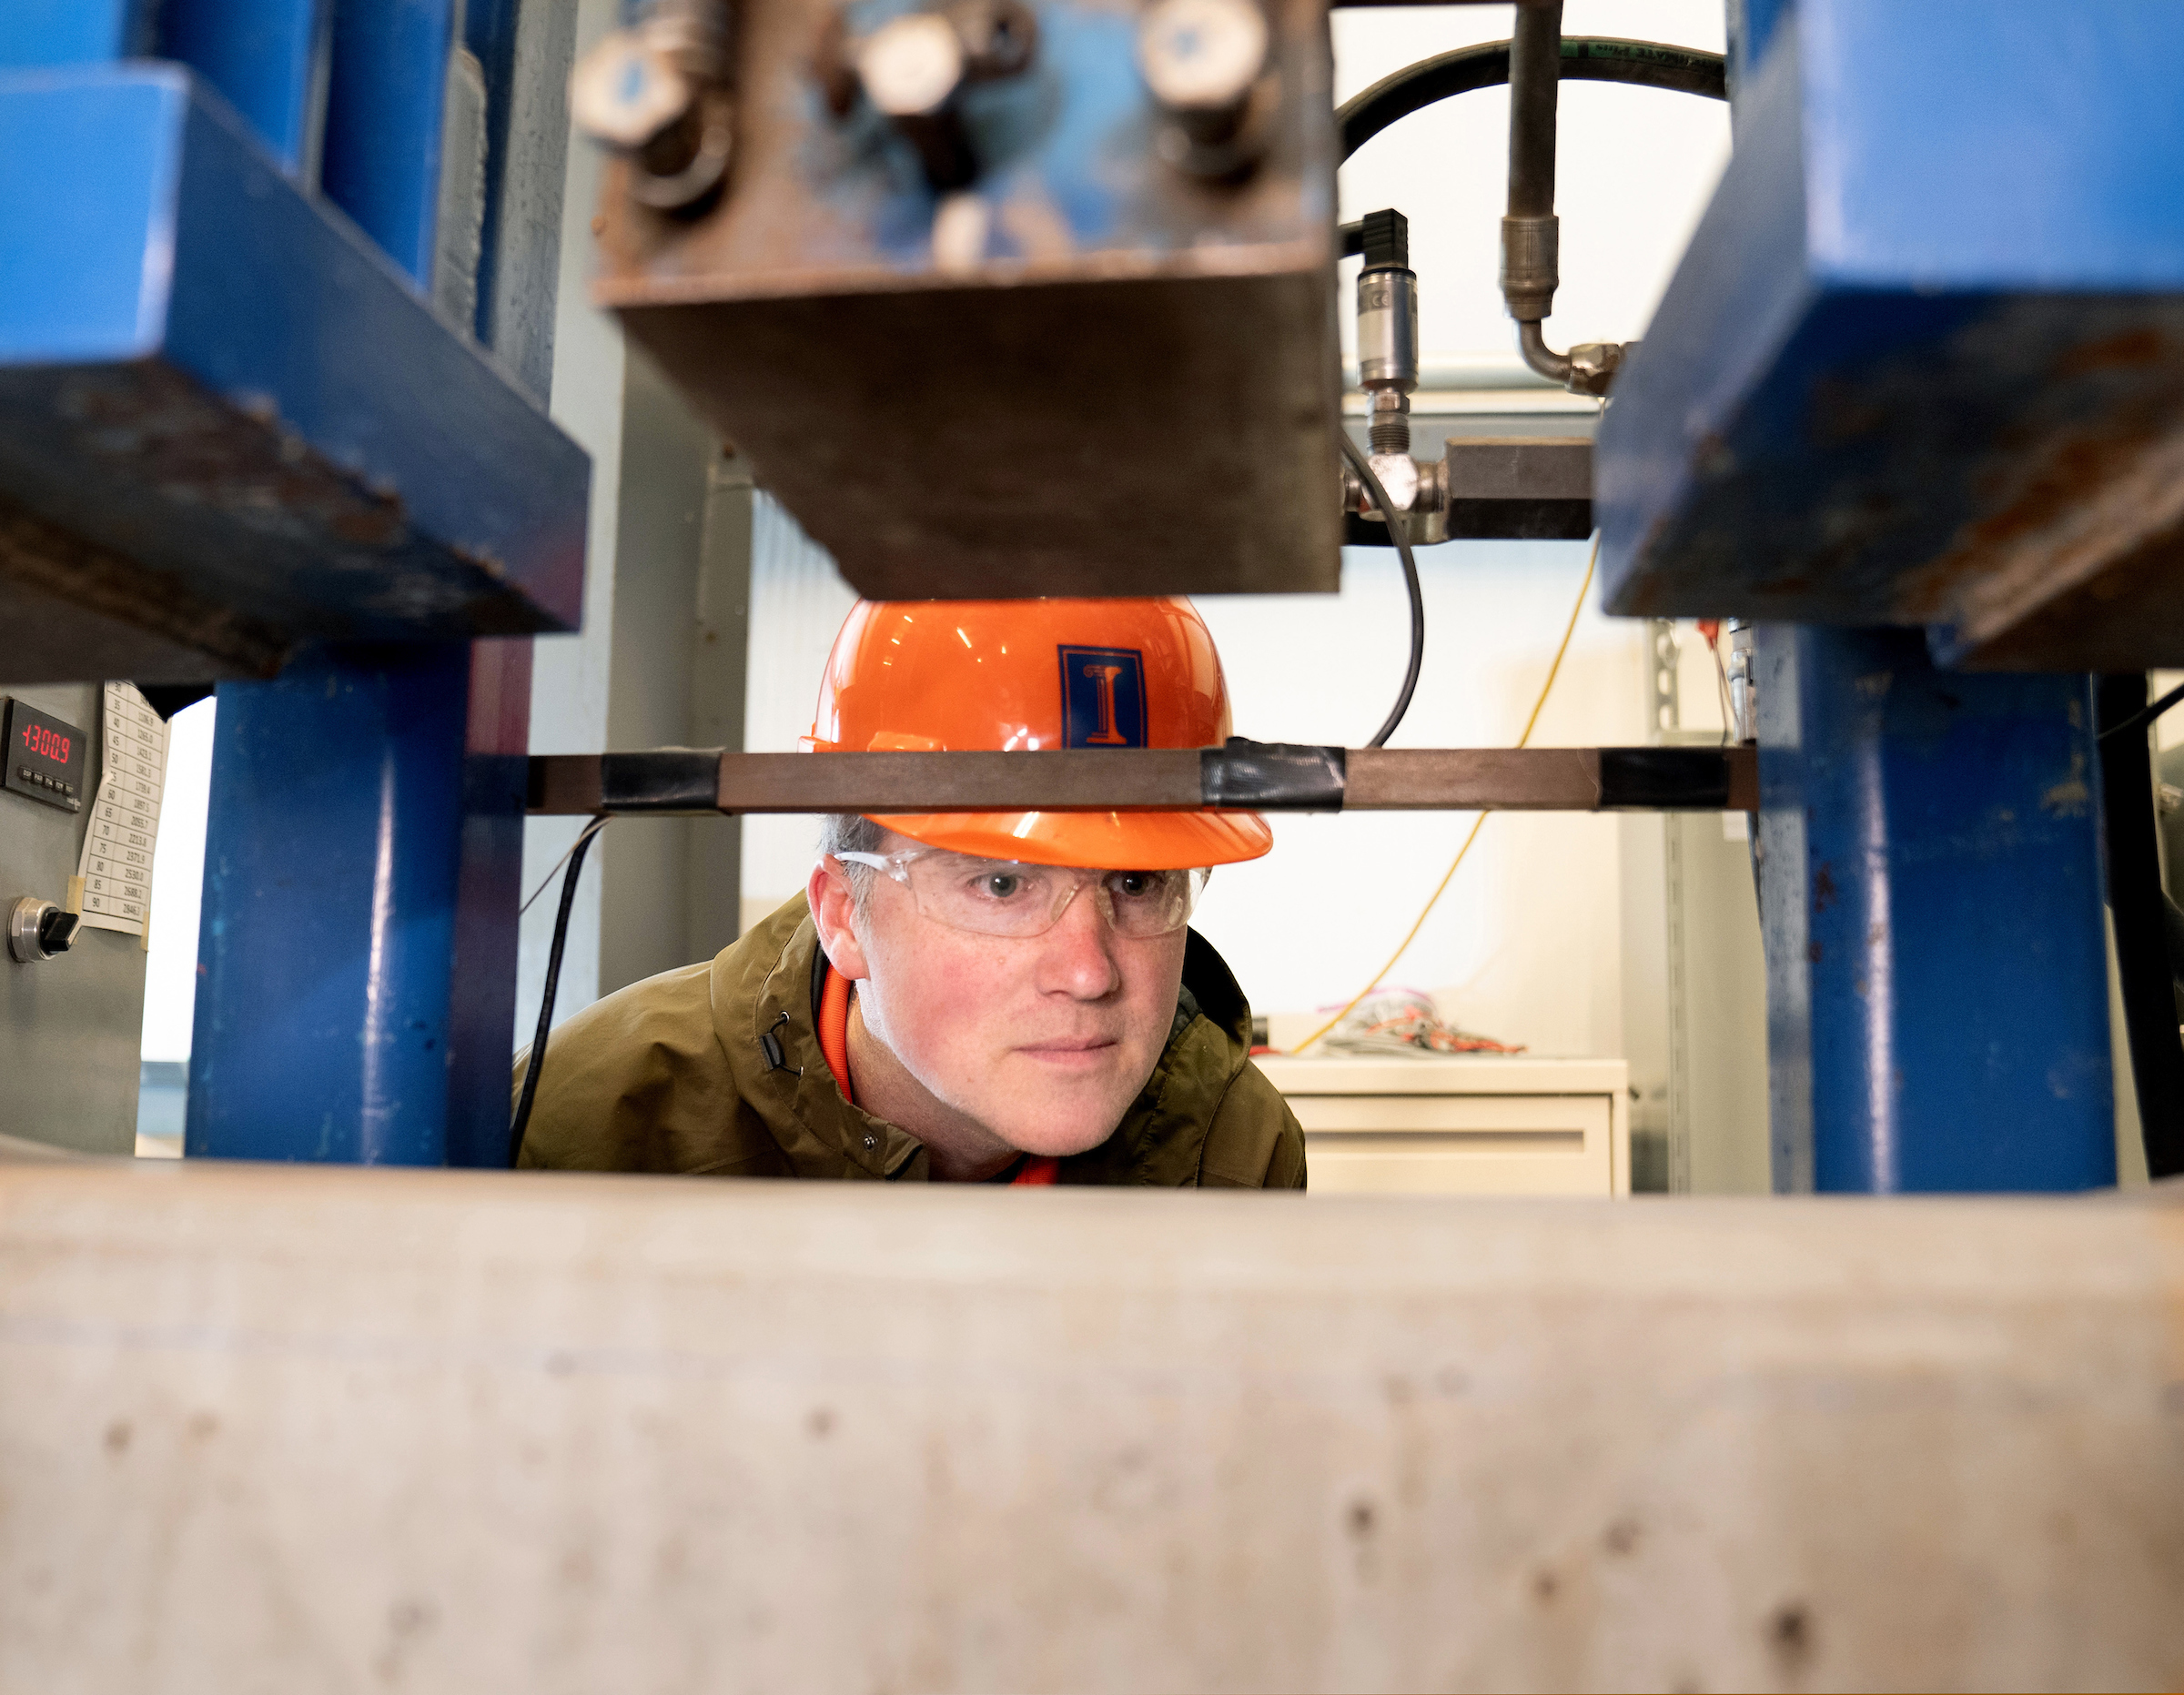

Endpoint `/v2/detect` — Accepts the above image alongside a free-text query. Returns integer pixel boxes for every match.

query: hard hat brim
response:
[866,807,1273,871]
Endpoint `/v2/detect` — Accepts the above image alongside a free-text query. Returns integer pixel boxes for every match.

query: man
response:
[514,596,1303,1187]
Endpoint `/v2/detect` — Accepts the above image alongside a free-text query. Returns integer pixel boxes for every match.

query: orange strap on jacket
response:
[818,964,854,1101]
[817,965,1059,1185]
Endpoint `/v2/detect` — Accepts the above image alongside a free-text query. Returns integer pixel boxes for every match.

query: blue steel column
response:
[320,0,459,284]
[158,0,333,179]
[186,0,531,1165]
[191,651,470,1163]
[1754,627,2115,1192]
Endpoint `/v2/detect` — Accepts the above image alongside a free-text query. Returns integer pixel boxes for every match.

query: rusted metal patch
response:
[0,489,288,681]
[0,358,573,671]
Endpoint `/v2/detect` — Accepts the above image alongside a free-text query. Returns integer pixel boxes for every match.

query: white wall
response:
[139,697,216,1064]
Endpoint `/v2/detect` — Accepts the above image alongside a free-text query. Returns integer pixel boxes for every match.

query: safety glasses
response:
[831,849,1210,940]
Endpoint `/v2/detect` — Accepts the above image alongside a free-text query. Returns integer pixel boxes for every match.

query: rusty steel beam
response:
[525,745,1756,816]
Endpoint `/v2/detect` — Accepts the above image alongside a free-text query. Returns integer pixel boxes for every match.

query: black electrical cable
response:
[508,813,612,1167]
[2097,678,2184,745]
[1339,431,1425,748]
[1337,37,1726,165]
[2093,676,2184,1179]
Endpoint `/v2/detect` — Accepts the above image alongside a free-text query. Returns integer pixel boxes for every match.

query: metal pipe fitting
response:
[1500,0,1630,398]
[1366,388,1411,457]
[1499,215,1560,328]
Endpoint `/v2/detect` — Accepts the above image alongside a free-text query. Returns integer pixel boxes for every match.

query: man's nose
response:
[1035,881,1122,999]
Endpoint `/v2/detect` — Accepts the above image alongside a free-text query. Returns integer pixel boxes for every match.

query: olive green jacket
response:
[513,894,1306,1187]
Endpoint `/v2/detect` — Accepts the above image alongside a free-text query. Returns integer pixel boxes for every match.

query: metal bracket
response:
[528,745,1755,816]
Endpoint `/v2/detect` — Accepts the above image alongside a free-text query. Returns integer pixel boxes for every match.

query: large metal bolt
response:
[857,13,979,189]
[859,13,966,116]
[1138,0,1266,117]
[1137,0,1270,177]
[569,23,733,212]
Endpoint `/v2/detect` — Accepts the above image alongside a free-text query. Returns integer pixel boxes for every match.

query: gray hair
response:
[819,812,887,906]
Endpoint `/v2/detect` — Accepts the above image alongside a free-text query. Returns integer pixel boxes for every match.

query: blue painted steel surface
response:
[1,0,144,66]
[1595,0,2184,669]
[0,66,585,644]
[443,639,532,1167]
[1729,0,1795,88]
[189,649,472,1165]
[1754,626,2115,1192]
[159,0,332,178]
[0,69,181,363]
[321,0,459,286]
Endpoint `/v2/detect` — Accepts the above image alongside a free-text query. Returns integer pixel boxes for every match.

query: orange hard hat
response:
[804,597,1272,870]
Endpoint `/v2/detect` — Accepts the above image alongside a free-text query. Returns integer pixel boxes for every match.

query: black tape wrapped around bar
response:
[601,747,724,812]
[1200,738,1348,812]
[1596,746,1734,811]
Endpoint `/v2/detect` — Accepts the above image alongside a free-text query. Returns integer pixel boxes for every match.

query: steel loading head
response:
[588,0,1340,601]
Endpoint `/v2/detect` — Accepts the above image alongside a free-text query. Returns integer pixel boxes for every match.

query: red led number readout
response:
[21,723,69,764]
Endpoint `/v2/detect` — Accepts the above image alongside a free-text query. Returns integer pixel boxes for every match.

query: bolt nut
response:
[571,27,694,150]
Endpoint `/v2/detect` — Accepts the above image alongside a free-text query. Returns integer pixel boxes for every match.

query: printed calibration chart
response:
[76,683,169,935]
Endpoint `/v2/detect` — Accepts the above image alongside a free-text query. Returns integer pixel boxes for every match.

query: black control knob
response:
[8,896,78,964]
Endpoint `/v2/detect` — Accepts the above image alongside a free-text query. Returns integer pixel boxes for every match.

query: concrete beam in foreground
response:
[1,1160,2179,1691]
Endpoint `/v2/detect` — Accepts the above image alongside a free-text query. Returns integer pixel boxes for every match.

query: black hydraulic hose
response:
[1338,37,1727,164]
[1507,2,1562,220]
[508,813,611,1167]
[2098,677,2184,746]
[2094,675,2184,1179]
[1339,431,1424,748]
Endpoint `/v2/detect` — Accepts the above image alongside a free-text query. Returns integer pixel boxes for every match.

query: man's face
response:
[813,836,1188,1158]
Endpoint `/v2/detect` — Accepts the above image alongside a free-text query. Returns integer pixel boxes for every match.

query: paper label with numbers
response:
[76,683,170,935]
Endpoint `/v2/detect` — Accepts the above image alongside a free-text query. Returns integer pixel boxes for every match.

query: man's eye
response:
[1112,872,1156,899]
[980,873,1025,900]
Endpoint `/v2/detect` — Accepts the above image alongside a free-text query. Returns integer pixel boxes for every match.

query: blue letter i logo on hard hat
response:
[1059,647,1148,749]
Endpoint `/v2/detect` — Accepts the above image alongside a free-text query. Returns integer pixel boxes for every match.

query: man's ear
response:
[806,856,873,981]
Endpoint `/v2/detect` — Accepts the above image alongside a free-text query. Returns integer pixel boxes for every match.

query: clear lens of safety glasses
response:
[834,851,1210,939]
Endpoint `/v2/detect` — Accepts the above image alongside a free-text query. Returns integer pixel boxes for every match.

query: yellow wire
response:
[1288,532,1601,1056]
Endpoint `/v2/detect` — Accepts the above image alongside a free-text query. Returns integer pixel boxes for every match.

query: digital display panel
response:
[2,698,87,813]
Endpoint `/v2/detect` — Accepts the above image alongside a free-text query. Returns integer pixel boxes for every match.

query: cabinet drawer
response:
[1299,1094,1615,1196]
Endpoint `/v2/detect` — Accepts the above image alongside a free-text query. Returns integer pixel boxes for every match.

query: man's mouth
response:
[1016,1036,1119,1062]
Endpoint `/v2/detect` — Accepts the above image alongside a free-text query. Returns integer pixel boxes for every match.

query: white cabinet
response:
[1251,1055,1631,1196]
